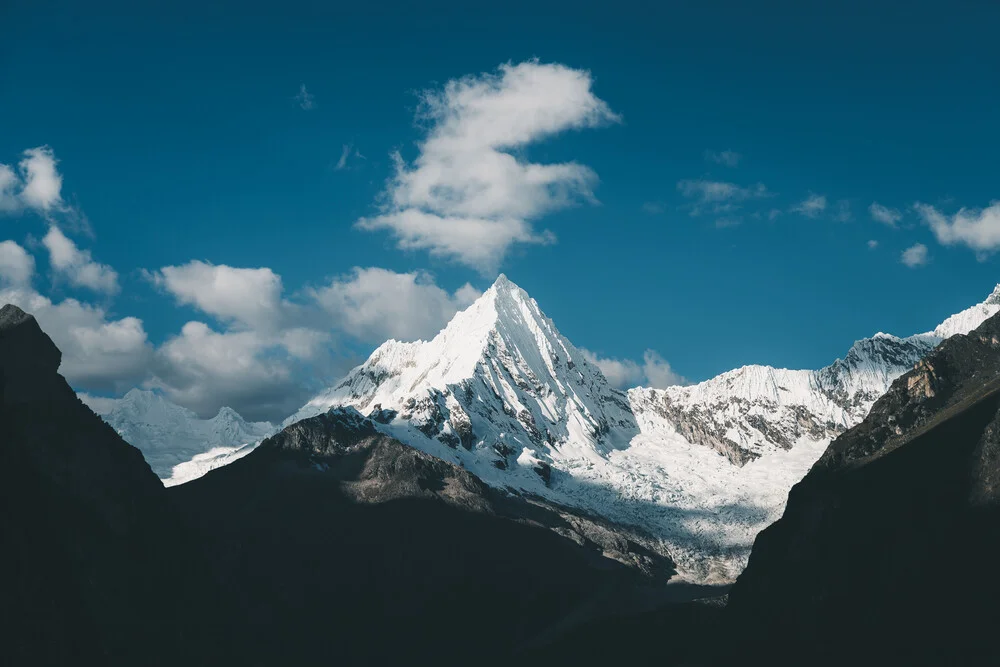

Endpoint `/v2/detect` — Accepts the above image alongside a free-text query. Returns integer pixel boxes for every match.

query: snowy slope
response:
[291,280,1000,583]
[82,389,275,484]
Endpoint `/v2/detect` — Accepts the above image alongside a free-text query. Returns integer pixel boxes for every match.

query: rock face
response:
[84,388,274,484]
[723,310,1000,665]
[0,305,208,665]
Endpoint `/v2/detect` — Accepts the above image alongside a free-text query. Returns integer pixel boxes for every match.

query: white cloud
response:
[0,240,36,286]
[581,349,644,389]
[334,144,366,170]
[295,84,315,110]
[792,193,827,218]
[0,286,152,391]
[677,179,768,204]
[676,179,770,218]
[641,350,686,388]
[869,202,902,227]
[901,243,929,268]
[704,149,741,167]
[311,267,479,342]
[150,260,284,329]
[867,239,878,250]
[0,146,68,215]
[150,321,318,421]
[42,226,119,294]
[357,60,619,272]
[915,201,1000,255]
[19,147,64,211]
[581,348,686,390]
[0,164,20,212]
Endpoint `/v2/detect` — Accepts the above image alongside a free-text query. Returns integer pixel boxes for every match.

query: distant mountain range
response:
[82,388,274,485]
[82,279,1000,582]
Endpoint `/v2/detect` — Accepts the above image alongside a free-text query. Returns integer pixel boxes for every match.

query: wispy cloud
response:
[334,144,366,171]
[42,225,119,294]
[704,149,741,167]
[581,348,686,389]
[915,201,1000,256]
[294,84,316,110]
[642,201,665,215]
[869,202,902,227]
[356,60,620,273]
[676,179,770,221]
[833,200,852,223]
[791,193,827,218]
[901,243,929,268]
[867,239,878,250]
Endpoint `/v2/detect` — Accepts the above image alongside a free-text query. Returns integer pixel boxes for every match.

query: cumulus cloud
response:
[581,348,686,390]
[356,60,619,272]
[141,261,480,418]
[901,243,929,268]
[0,146,67,214]
[867,239,879,250]
[0,240,36,285]
[0,285,153,391]
[19,147,64,211]
[792,193,827,218]
[150,260,284,329]
[311,267,479,342]
[915,201,1000,255]
[704,150,741,167]
[149,321,319,421]
[870,202,902,227]
[42,226,119,294]
[641,350,686,388]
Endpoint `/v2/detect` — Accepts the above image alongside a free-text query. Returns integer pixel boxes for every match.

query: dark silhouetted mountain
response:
[722,310,1000,665]
[0,305,215,665]
[170,405,678,664]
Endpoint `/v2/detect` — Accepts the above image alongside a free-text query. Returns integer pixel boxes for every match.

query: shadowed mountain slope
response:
[722,310,1000,665]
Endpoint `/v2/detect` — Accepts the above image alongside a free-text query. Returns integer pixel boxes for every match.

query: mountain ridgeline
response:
[8,279,1000,665]
[720,309,1000,665]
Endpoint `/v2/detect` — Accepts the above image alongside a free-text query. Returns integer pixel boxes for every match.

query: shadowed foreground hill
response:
[722,311,1000,665]
[170,406,678,664]
[0,304,212,665]
[0,303,683,666]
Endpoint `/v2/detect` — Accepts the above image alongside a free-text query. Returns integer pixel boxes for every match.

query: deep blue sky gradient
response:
[2,0,999,382]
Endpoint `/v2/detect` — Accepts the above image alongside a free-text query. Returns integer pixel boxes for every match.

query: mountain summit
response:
[289,274,638,489]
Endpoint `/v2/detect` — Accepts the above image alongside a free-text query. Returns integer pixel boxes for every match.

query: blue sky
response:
[2,0,999,420]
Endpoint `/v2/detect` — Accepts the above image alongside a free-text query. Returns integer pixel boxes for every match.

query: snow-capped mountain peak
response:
[288,274,637,478]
